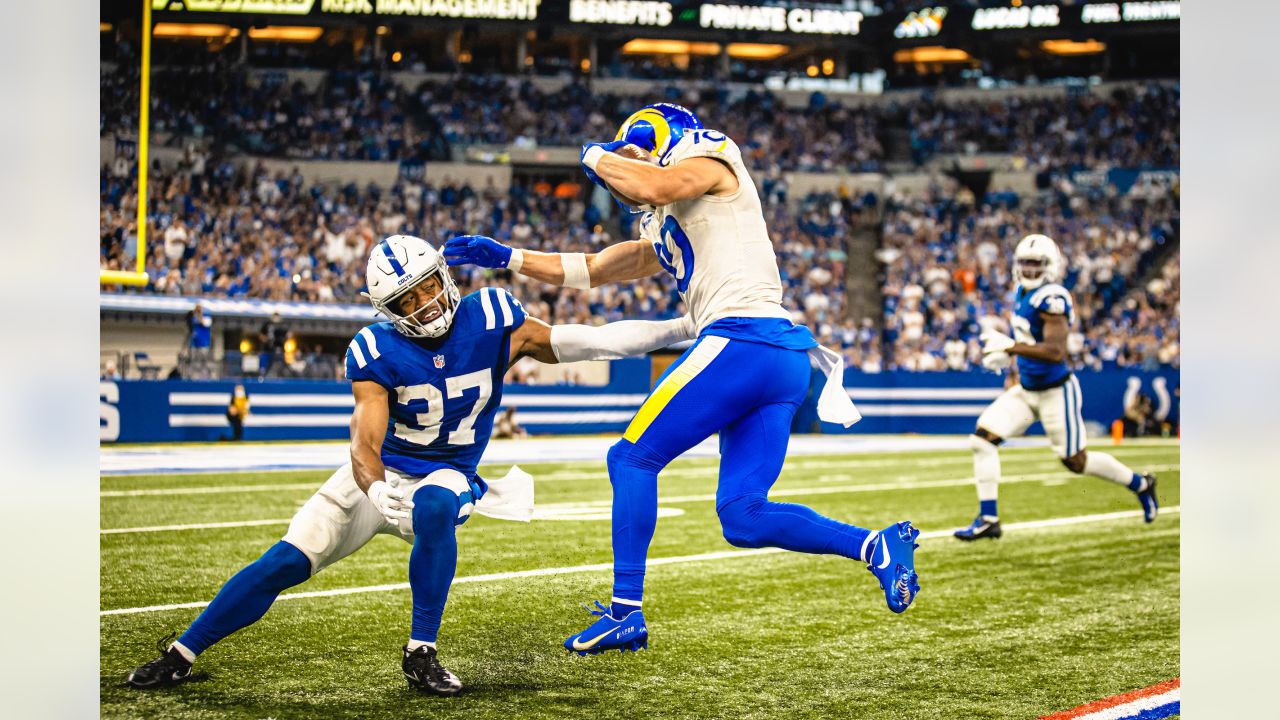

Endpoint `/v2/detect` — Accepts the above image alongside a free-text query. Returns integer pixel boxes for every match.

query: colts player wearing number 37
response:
[955,234,1159,541]
[444,103,922,657]
[127,234,694,695]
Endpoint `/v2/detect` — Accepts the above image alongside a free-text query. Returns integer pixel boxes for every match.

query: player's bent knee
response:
[257,541,313,589]
[1061,451,1087,474]
[412,485,459,531]
[606,439,666,478]
[970,433,1000,456]
[718,496,770,548]
[973,428,1004,446]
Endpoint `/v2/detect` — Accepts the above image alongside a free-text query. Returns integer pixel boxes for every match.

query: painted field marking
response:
[99,450,1179,497]
[1040,678,1179,720]
[101,506,1179,616]
[100,464,1180,535]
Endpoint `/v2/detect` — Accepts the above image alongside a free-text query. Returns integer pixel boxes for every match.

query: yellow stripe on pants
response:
[623,335,730,443]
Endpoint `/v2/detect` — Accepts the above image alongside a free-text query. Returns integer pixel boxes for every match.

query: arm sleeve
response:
[550,316,695,363]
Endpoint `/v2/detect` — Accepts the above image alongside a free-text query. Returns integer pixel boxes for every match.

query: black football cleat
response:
[1137,474,1159,523]
[402,645,463,696]
[954,515,1002,541]
[126,634,199,689]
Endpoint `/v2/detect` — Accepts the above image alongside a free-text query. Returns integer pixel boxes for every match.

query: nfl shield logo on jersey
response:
[434,354,446,369]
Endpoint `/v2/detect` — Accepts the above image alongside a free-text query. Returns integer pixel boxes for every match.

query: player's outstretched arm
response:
[508,314,695,366]
[582,148,738,207]
[444,235,663,289]
[350,380,411,522]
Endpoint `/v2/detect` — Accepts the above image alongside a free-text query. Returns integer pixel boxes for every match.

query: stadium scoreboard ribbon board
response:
[153,0,545,21]
[151,1,1178,40]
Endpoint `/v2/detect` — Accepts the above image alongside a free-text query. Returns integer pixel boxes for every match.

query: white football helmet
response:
[364,234,460,338]
[1013,234,1064,290]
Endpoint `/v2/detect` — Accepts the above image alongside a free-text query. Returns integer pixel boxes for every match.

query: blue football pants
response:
[608,335,872,603]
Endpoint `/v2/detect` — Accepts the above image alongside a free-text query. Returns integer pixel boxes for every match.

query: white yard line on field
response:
[100,464,1180,534]
[100,506,1179,616]
[99,450,1179,497]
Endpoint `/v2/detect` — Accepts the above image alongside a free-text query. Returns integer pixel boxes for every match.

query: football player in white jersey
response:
[954,234,1159,541]
[444,103,920,656]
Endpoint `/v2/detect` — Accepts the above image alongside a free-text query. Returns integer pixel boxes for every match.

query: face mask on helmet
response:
[615,103,703,166]
[365,236,460,339]
[1016,257,1049,283]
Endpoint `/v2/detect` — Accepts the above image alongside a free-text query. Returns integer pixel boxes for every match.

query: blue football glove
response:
[580,140,630,190]
[442,235,513,269]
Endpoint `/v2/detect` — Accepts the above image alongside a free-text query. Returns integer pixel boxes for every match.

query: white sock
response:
[406,639,436,652]
[1083,451,1141,489]
[970,434,1001,518]
[170,641,197,663]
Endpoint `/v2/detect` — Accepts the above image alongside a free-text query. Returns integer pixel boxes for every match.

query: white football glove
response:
[980,330,1016,356]
[981,351,1011,372]
[368,480,412,526]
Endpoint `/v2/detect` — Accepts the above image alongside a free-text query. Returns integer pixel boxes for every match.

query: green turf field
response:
[100,441,1179,720]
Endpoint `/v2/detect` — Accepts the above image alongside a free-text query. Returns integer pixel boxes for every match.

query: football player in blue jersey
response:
[126,234,693,695]
[444,103,920,658]
[955,234,1159,541]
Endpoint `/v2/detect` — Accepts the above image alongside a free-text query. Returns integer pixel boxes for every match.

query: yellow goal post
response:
[100,0,151,287]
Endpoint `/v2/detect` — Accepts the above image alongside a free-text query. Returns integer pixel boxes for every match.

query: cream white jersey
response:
[637,129,791,334]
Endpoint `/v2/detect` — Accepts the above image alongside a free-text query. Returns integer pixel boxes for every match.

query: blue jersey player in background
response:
[956,234,1159,541]
[127,234,693,695]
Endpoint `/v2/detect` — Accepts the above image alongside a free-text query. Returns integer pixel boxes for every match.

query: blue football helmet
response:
[615,103,703,166]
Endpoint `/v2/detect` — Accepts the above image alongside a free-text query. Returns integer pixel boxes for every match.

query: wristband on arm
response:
[560,252,591,290]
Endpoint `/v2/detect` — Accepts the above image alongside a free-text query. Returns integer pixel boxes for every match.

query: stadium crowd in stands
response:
[101,62,1177,175]
[100,148,1178,371]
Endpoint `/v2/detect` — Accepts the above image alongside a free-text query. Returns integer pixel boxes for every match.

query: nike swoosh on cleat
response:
[571,625,621,651]
[876,538,891,570]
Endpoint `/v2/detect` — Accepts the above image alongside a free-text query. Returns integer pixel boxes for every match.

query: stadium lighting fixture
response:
[726,43,789,60]
[247,26,324,43]
[1040,39,1106,56]
[152,23,240,40]
[892,46,972,64]
[100,22,113,33]
[622,39,722,56]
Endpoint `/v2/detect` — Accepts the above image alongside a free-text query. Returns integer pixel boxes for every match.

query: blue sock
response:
[610,601,641,619]
[717,494,871,559]
[1128,473,1145,492]
[607,440,664,605]
[177,541,312,657]
[980,500,999,518]
[409,485,459,644]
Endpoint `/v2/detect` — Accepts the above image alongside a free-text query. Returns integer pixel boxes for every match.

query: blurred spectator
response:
[186,302,214,379]
[259,313,289,378]
[225,385,249,441]
[494,408,527,439]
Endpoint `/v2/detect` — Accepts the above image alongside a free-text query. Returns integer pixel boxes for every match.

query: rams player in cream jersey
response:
[955,234,1159,541]
[444,103,921,656]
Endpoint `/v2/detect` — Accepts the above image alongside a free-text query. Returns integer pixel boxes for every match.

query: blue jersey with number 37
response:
[345,287,526,480]
[1012,283,1074,391]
